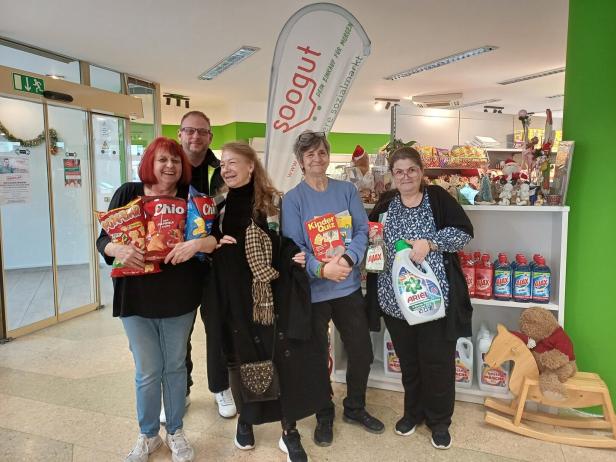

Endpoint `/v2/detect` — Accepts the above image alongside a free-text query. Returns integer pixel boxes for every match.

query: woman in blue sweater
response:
[282,131,385,448]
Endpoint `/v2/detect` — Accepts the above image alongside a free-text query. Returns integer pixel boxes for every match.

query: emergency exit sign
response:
[12,73,45,95]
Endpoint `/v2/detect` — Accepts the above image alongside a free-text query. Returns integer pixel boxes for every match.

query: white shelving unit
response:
[330,204,569,404]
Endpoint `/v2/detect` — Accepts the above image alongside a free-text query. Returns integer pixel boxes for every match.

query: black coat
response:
[206,228,331,424]
[367,185,474,341]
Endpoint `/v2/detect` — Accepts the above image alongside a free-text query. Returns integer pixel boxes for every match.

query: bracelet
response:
[341,253,354,267]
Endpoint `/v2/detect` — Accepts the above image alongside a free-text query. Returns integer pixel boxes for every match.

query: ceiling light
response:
[374,97,400,111]
[384,46,498,80]
[498,67,565,85]
[443,98,501,111]
[185,100,189,109]
[198,46,260,80]
[45,74,65,80]
[165,97,171,105]
[546,93,564,99]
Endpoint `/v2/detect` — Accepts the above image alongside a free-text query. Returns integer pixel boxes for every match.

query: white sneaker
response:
[215,389,237,418]
[166,428,195,462]
[125,433,162,462]
[160,395,191,425]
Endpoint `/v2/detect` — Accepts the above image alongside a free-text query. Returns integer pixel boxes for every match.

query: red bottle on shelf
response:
[475,253,494,299]
[459,252,475,297]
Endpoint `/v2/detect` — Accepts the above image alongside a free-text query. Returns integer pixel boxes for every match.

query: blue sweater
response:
[282,179,368,303]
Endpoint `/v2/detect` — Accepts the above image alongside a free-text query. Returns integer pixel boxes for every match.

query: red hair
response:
[138,137,192,186]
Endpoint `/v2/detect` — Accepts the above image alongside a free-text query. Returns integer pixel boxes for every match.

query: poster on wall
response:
[264,3,371,192]
[63,158,82,187]
[0,149,31,205]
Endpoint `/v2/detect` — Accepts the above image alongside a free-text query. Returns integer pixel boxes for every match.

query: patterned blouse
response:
[377,191,472,320]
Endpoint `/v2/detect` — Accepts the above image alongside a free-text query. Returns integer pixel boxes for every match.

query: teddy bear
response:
[511,307,577,400]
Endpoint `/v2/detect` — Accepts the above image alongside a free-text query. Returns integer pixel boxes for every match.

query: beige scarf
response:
[245,221,279,325]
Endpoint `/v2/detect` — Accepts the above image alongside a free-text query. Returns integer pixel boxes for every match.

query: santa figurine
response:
[352,145,370,175]
[497,158,528,184]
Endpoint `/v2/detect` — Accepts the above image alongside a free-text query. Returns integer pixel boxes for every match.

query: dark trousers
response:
[383,314,456,432]
[312,289,374,421]
[184,306,229,395]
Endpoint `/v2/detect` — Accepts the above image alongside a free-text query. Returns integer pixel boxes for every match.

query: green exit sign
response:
[12,73,45,95]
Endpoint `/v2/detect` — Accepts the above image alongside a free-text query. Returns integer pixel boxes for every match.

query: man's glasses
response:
[298,131,326,142]
[181,127,211,136]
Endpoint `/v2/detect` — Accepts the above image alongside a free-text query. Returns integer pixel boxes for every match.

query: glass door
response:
[92,114,126,308]
[0,96,56,332]
[47,105,96,316]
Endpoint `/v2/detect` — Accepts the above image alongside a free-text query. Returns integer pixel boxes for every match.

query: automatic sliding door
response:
[47,106,96,315]
[0,96,55,331]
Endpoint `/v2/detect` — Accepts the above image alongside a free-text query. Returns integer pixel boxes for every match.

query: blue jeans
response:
[122,310,195,436]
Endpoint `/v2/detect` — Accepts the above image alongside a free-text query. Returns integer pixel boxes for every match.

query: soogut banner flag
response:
[264,3,371,192]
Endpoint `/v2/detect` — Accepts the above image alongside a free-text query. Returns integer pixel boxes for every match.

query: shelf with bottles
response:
[470,297,559,311]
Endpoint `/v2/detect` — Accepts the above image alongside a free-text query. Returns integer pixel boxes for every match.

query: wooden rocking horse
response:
[483,324,616,448]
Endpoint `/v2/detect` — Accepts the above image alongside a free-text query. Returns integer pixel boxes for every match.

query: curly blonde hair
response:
[220,142,281,217]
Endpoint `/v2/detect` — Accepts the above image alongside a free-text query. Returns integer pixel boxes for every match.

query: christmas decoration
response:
[0,120,59,154]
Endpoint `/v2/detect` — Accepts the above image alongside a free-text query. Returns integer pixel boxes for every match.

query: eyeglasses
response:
[392,167,422,179]
[298,131,326,142]
[181,127,212,136]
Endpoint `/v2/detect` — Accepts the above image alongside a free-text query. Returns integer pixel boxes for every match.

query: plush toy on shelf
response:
[511,307,577,401]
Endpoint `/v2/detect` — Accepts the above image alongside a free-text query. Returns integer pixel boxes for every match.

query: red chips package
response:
[143,196,187,261]
[96,198,161,277]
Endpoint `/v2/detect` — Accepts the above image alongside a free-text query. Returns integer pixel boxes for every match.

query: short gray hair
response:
[293,130,331,165]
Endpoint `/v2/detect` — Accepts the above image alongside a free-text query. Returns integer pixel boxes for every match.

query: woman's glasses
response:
[392,167,421,179]
[298,131,326,142]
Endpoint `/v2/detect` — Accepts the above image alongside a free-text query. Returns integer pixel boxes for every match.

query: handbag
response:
[237,358,281,403]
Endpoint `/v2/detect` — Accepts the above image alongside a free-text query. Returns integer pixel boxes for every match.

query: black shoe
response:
[431,430,452,450]
[394,416,417,436]
[234,422,255,450]
[279,429,308,462]
[313,419,333,446]
[342,409,385,434]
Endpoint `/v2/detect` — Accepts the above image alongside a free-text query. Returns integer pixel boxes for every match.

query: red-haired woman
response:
[97,137,216,462]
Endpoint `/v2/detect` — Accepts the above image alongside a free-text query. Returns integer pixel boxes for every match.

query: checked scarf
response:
[245,221,279,325]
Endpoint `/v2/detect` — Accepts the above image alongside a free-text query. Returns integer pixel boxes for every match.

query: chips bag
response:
[143,196,187,261]
[184,185,218,261]
[96,197,161,277]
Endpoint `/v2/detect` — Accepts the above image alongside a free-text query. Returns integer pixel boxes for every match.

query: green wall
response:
[162,121,389,154]
[563,0,616,405]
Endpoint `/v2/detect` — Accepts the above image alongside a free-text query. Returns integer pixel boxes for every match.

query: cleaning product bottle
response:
[455,337,473,389]
[476,324,510,393]
[493,254,512,301]
[531,256,551,303]
[383,329,401,376]
[513,255,532,302]
[459,252,475,297]
[475,254,493,299]
[392,240,445,325]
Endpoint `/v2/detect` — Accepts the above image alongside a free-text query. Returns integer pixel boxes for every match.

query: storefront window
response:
[0,40,81,83]
[89,65,122,93]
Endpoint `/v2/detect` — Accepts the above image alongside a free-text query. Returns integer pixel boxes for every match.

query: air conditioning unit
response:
[411,93,463,108]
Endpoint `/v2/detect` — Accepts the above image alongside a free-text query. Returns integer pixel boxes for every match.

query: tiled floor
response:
[0,310,615,462]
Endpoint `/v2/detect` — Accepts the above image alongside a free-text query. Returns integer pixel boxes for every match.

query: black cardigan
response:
[367,185,474,341]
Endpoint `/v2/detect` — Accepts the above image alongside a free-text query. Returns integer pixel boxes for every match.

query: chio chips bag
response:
[96,197,161,277]
[143,196,187,262]
[184,185,218,261]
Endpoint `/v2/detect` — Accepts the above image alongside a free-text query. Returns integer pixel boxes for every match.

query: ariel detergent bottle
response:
[392,240,445,326]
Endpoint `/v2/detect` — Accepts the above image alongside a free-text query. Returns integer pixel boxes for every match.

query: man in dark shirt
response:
[160,111,237,424]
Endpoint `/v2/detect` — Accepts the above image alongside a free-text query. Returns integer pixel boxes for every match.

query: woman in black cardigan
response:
[206,142,330,462]
[367,147,473,450]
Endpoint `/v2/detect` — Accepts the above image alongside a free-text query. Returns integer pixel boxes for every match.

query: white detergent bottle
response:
[455,337,473,389]
[476,325,510,394]
[391,240,445,326]
[383,329,401,377]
